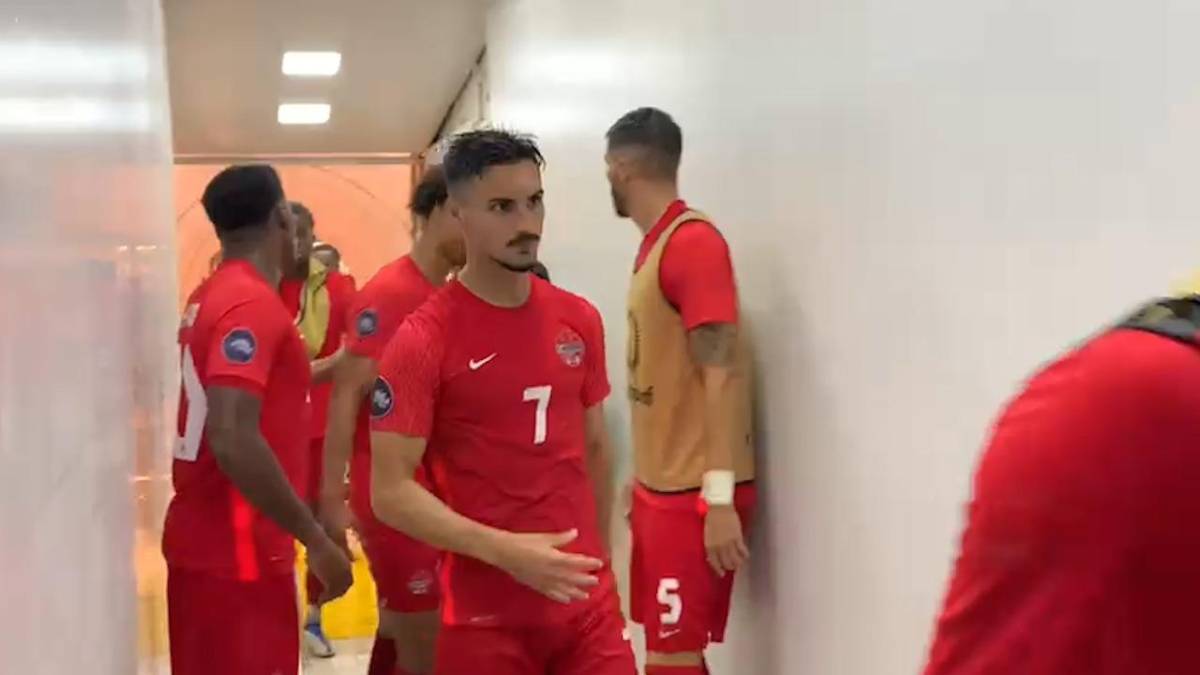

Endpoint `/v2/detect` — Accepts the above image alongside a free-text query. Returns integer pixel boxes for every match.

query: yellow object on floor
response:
[297,533,379,639]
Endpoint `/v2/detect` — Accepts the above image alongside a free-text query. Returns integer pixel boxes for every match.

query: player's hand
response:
[704,505,749,577]
[308,535,354,603]
[493,529,604,604]
[317,495,354,560]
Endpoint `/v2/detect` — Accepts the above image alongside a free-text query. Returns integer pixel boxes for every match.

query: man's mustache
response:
[507,232,541,247]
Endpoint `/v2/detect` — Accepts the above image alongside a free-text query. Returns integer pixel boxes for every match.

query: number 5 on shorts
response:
[657,577,682,625]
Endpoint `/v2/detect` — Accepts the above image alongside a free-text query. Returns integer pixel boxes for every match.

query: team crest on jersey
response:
[555,327,586,368]
[222,329,256,364]
[370,376,394,418]
[356,309,379,338]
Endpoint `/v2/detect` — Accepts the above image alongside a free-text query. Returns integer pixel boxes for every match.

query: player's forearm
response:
[211,430,325,547]
[320,377,358,500]
[371,475,508,566]
[310,348,343,384]
[700,365,737,472]
[690,322,740,473]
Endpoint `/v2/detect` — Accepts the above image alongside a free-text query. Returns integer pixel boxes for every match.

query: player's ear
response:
[446,196,464,223]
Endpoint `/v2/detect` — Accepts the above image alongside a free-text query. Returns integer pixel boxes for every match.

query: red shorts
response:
[356,506,441,613]
[434,586,635,675]
[630,482,757,654]
[167,566,298,675]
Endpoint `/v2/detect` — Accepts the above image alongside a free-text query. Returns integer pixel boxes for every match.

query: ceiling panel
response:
[163,0,485,155]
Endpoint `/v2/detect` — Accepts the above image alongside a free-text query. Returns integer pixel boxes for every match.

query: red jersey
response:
[164,260,311,580]
[925,328,1200,674]
[634,199,739,329]
[279,268,354,438]
[344,255,437,518]
[371,277,613,626]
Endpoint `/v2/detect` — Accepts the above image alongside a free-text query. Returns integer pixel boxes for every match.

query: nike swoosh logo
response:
[658,628,682,639]
[469,353,497,370]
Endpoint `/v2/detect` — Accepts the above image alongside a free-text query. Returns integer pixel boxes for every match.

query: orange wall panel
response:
[174,163,414,307]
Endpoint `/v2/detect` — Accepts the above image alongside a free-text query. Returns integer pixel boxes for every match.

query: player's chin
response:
[498,251,539,273]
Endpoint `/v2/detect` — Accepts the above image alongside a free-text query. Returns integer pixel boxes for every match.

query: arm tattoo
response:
[688,323,737,367]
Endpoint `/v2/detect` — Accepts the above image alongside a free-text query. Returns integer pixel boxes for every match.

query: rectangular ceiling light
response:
[281,51,341,77]
[277,102,330,125]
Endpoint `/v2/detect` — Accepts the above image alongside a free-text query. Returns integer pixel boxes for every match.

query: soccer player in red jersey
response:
[278,201,356,658]
[165,165,352,675]
[606,108,757,675]
[369,130,636,675]
[924,297,1200,674]
[320,166,465,675]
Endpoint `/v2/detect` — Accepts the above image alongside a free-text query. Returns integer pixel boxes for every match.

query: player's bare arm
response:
[309,346,344,384]
[318,352,376,551]
[206,385,352,600]
[688,322,750,576]
[583,404,616,553]
[371,429,604,604]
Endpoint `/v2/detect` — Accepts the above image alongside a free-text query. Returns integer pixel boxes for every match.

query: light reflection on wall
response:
[0,3,177,674]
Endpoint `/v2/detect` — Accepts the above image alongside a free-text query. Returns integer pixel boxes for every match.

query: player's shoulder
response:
[536,278,603,328]
[671,210,728,247]
[391,282,455,344]
[199,265,279,315]
[358,256,431,308]
[326,268,353,292]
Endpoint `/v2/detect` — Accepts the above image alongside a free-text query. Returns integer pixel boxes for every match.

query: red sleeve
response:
[205,297,287,396]
[658,221,739,330]
[370,313,443,438]
[345,285,395,359]
[328,272,355,340]
[580,302,611,407]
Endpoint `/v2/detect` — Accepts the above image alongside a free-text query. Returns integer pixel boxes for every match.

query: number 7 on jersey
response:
[522,385,552,445]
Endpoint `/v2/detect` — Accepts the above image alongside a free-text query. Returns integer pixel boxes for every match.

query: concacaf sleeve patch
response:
[356,309,379,338]
[222,328,257,364]
[370,376,394,418]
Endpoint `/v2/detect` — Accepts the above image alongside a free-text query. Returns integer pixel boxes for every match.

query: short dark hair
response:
[202,164,283,235]
[606,107,682,178]
[410,165,450,218]
[290,201,313,229]
[442,129,544,193]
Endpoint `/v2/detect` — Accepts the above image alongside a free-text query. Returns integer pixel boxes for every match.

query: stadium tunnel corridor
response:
[7,1,1200,674]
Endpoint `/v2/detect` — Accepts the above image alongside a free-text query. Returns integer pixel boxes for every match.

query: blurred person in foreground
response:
[278,201,357,658]
[605,107,756,675]
[319,166,465,675]
[165,165,352,675]
[369,129,635,675]
[924,293,1200,674]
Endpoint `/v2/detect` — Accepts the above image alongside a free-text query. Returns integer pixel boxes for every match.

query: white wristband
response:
[701,470,736,506]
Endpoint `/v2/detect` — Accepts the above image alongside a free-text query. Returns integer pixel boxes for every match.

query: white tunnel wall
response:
[483,1,1200,672]
[0,2,177,673]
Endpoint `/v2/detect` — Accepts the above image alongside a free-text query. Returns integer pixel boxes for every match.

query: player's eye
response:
[529,193,544,208]
[489,200,514,213]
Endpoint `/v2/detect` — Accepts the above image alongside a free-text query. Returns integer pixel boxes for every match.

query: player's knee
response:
[379,609,438,674]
